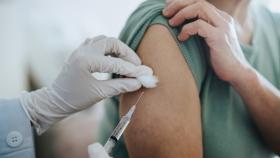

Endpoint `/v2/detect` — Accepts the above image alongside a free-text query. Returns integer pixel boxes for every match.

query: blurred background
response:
[0,0,279,158]
[0,0,143,157]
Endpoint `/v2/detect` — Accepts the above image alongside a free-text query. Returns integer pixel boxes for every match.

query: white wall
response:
[267,0,280,12]
[0,0,144,97]
[0,1,28,98]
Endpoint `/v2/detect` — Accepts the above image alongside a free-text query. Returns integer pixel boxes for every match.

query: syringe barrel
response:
[104,138,117,154]
[104,105,136,155]
[111,116,130,140]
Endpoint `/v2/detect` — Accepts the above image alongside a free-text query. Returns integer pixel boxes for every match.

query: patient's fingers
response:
[168,1,223,27]
[163,0,197,17]
[178,19,216,41]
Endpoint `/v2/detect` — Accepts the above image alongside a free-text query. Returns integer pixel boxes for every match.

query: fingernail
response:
[169,19,175,26]
[162,8,168,16]
[178,35,184,41]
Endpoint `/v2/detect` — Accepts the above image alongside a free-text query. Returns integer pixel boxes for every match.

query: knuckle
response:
[106,37,120,52]
[91,35,107,43]
[181,24,188,30]
[114,58,131,72]
[107,37,118,44]
[183,23,195,35]
[95,35,107,39]
[197,1,206,8]
[206,1,215,9]
[197,1,203,8]
[83,38,91,44]
[180,7,189,17]
[225,16,233,23]
[112,58,122,67]
[201,0,207,5]
[176,0,186,7]
[196,2,207,15]
[223,12,232,20]
[194,21,200,29]
[221,11,234,23]
[182,24,189,33]
[74,53,89,69]
[197,19,204,26]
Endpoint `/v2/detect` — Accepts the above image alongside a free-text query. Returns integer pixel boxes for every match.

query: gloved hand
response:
[88,143,111,158]
[20,35,153,134]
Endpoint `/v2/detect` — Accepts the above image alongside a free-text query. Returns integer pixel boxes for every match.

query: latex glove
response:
[20,35,153,134]
[88,143,111,158]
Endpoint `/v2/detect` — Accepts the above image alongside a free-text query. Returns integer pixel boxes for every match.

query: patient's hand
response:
[163,0,251,84]
[120,25,203,158]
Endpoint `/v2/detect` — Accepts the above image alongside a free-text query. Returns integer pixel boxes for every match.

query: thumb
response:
[100,78,142,98]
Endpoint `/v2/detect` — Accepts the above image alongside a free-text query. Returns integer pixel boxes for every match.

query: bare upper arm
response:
[120,24,203,158]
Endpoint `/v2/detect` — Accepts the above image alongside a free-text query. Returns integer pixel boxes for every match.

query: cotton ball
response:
[137,75,159,88]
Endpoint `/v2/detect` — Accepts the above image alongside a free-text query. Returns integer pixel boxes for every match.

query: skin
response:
[120,25,203,157]
[163,0,280,154]
[120,0,280,157]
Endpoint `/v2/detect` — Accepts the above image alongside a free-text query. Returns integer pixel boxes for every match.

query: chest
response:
[200,31,279,157]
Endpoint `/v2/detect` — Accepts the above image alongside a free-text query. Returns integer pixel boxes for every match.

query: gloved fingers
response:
[102,37,141,66]
[92,56,153,77]
[91,35,107,43]
[99,78,142,98]
[84,35,107,45]
[84,35,141,66]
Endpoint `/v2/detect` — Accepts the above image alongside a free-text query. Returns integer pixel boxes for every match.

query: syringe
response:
[104,92,144,155]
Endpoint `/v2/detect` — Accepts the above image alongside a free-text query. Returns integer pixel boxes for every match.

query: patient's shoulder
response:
[140,22,209,90]
[137,24,192,78]
[137,24,178,57]
[137,23,201,95]
[120,0,209,90]
[120,23,203,158]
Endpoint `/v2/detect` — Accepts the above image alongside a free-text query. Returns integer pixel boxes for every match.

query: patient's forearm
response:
[231,67,280,153]
[120,25,203,158]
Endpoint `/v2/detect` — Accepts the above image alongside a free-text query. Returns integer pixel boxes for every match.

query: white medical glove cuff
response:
[20,87,71,134]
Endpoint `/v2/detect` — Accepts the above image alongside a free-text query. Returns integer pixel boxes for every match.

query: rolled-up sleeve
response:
[0,99,35,158]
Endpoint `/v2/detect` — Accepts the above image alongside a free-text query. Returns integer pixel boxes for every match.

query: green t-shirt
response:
[97,0,280,157]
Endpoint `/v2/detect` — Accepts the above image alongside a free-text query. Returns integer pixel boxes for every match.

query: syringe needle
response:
[126,92,144,118]
[134,92,144,105]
